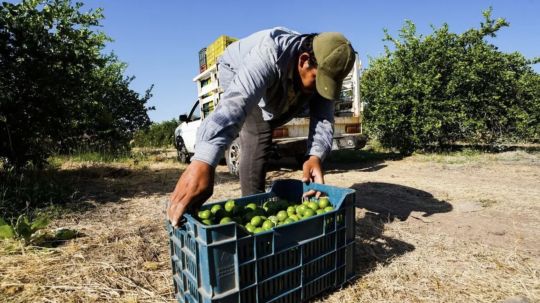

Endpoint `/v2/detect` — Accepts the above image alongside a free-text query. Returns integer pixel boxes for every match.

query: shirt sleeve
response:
[306,94,335,161]
[191,43,278,167]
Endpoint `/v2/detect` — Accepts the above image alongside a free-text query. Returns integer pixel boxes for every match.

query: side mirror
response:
[179,114,188,122]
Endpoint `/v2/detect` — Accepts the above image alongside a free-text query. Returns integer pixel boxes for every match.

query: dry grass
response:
[1,150,539,302]
[0,194,173,303]
[412,149,539,165]
[315,211,539,303]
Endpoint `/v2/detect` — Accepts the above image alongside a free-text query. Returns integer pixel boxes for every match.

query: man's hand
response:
[168,160,215,227]
[302,155,324,198]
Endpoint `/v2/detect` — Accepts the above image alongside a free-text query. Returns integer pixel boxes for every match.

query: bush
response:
[0,167,75,221]
[132,119,178,148]
[0,0,153,168]
[360,8,540,154]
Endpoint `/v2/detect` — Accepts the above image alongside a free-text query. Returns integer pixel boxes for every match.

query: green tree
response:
[361,8,540,154]
[0,0,153,168]
[132,119,178,148]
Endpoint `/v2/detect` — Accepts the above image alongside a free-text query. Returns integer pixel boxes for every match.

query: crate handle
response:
[270,179,355,209]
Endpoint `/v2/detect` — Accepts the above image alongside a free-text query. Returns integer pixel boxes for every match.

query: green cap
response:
[313,32,355,100]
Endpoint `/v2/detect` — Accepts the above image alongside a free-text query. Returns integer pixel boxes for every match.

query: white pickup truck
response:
[174,55,366,175]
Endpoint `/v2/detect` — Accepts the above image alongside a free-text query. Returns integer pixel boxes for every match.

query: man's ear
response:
[298,52,311,69]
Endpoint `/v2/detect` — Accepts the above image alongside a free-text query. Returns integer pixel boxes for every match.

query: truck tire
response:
[175,137,190,164]
[225,138,241,177]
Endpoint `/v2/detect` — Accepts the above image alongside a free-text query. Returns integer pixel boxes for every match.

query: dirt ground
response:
[1,150,539,303]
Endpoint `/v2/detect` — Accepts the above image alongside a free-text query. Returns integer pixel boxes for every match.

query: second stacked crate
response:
[204,35,237,71]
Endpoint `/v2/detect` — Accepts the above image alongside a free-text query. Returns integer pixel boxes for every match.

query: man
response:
[168,27,355,227]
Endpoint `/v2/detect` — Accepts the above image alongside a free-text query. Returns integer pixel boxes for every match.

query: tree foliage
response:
[132,119,178,148]
[360,9,540,154]
[0,0,153,168]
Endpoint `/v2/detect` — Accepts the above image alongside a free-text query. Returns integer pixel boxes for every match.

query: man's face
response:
[298,52,317,94]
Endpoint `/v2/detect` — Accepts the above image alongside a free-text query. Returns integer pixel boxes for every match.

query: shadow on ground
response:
[68,149,402,209]
[352,182,452,274]
[312,182,453,302]
[3,164,240,216]
[268,149,404,179]
[68,165,239,203]
[353,182,454,220]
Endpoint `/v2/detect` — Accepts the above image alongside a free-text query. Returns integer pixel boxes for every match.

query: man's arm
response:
[191,52,276,166]
[302,94,334,196]
[306,94,334,162]
[167,43,278,227]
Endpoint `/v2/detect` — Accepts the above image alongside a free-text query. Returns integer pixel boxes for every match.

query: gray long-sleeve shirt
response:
[192,27,334,167]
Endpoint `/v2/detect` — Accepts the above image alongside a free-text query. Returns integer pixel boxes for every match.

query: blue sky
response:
[79,0,540,122]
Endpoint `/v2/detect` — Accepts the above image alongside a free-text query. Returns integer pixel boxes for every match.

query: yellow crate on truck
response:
[206,35,237,67]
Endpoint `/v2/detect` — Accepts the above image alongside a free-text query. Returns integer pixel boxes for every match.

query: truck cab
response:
[174,99,201,163]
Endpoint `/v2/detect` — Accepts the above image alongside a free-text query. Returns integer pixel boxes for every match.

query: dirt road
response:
[1,150,538,302]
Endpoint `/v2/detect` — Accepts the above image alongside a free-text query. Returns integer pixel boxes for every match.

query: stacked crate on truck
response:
[206,35,237,68]
[195,35,237,118]
[199,48,207,73]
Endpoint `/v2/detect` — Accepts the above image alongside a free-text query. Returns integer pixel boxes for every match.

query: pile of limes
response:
[196,196,334,234]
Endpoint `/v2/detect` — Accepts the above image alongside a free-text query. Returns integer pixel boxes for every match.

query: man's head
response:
[297,32,355,100]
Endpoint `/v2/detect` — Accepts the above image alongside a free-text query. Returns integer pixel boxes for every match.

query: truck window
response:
[188,100,201,121]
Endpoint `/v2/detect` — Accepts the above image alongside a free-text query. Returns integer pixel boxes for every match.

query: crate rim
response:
[173,179,355,234]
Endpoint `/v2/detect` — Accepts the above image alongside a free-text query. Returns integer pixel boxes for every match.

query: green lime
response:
[210,204,223,215]
[254,227,264,234]
[220,217,232,224]
[224,200,236,212]
[201,219,213,225]
[246,203,257,211]
[243,211,255,222]
[262,220,275,230]
[316,209,325,215]
[276,210,288,222]
[308,202,319,211]
[268,215,278,225]
[289,214,300,221]
[296,205,307,216]
[318,197,330,209]
[245,223,255,233]
[324,206,334,212]
[287,206,296,214]
[250,216,263,227]
[198,210,212,220]
[303,209,315,218]
[284,218,295,225]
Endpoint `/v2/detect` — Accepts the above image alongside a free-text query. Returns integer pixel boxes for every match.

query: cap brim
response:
[316,70,341,100]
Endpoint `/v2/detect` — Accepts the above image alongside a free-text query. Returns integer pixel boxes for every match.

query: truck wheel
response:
[176,137,190,164]
[225,138,241,177]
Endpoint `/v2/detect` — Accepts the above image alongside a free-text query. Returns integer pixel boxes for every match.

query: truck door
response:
[182,100,202,153]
